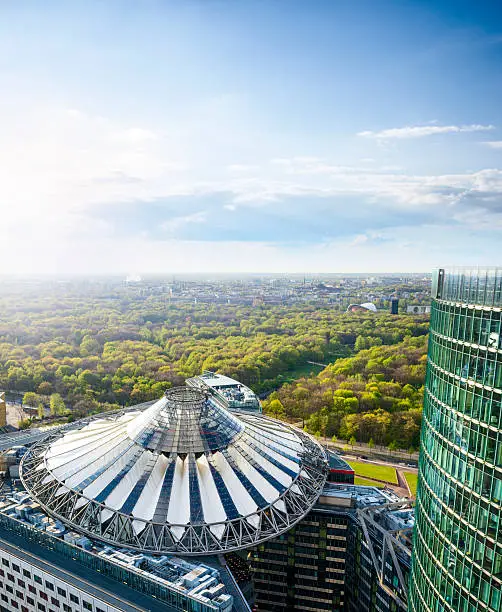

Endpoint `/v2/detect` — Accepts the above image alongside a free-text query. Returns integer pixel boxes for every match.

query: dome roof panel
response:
[21,386,328,555]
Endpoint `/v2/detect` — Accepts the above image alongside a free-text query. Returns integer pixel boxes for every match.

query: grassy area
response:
[347,460,398,484]
[278,362,324,383]
[354,476,385,488]
[403,471,418,496]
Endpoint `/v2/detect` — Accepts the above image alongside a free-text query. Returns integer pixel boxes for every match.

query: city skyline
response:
[1,1,501,274]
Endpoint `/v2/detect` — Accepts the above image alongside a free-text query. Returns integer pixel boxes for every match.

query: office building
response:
[251,484,413,612]
[390,299,399,315]
[409,268,502,612]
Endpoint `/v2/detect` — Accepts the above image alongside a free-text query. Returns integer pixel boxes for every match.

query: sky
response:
[1,0,502,275]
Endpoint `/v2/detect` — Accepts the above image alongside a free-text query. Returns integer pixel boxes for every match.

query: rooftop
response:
[20,387,328,555]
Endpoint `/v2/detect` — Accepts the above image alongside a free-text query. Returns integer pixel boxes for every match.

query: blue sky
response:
[1,0,501,273]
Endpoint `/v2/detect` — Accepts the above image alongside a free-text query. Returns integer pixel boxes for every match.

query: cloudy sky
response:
[1,0,501,274]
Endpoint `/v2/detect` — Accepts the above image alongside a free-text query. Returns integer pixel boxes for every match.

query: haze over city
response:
[1,0,501,274]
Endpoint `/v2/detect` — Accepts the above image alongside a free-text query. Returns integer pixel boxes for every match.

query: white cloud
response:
[0,102,501,274]
[358,123,495,139]
[483,141,502,149]
[161,211,207,234]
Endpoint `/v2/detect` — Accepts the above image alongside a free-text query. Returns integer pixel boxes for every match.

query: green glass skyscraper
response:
[409,268,502,612]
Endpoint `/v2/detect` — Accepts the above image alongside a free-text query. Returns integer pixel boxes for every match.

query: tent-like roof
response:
[21,387,328,555]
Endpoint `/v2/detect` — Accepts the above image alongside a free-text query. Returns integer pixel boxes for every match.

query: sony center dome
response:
[21,387,328,555]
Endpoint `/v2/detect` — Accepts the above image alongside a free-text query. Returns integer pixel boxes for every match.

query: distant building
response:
[327,450,355,483]
[0,392,6,428]
[390,298,399,315]
[405,305,430,314]
[346,302,377,313]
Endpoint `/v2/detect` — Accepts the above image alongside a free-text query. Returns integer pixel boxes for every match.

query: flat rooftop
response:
[0,528,170,612]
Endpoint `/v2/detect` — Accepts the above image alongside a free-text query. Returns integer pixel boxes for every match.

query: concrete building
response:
[405,305,430,315]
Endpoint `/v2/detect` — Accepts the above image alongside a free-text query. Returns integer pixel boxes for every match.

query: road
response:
[0,428,49,451]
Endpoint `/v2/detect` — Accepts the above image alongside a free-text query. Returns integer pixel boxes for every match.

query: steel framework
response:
[357,501,414,610]
[20,389,328,555]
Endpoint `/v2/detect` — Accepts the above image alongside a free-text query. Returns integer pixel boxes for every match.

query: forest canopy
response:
[0,287,428,434]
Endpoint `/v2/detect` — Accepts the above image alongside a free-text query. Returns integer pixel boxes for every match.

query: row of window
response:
[431,301,502,348]
[429,334,502,391]
[437,269,502,308]
[427,365,501,431]
[0,556,108,612]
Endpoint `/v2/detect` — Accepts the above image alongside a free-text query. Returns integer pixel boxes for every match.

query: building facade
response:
[409,268,502,612]
[251,484,412,612]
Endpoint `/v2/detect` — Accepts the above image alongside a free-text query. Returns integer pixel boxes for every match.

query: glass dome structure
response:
[20,387,328,555]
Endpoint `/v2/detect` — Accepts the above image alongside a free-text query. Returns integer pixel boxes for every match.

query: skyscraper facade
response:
[409,268,502,612]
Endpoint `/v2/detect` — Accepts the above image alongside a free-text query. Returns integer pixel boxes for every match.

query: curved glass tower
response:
[409,268,502,612]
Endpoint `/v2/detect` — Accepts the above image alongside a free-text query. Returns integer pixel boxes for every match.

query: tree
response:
[349,435,356,449]
[50,393,66,416]
[18,418,32,430]
[368,438,375,451]
[388,440,398,455]
[23,392,40,408]
[267,399,285,419]
[37,403,45,420]
[37,381,53,395]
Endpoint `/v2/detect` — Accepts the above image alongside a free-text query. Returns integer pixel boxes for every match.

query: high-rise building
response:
[390,299,399,315]
[409,268,502,612]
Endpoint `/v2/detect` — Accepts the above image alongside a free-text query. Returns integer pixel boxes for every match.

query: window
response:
[69,594,79,604]
[63,605,72,612]
[45,581,54,591]
[2,559,9,567]
[38,604,46,612]
[17,579,25,588]
[27,597,35,605]
[57,587,66,597]
[11,600,19,609]
[6,585,13,594]
[0,594,8,602]
[7,573,14,582]
[23,569,30,578]
[51,597,60,607]
[22,607,29,612]
[34,575,42,585]
[40,591,49,601]
[83,601,92,611]
[29,585,36,593]
[12,564,20,573]
[16,590,24,599]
